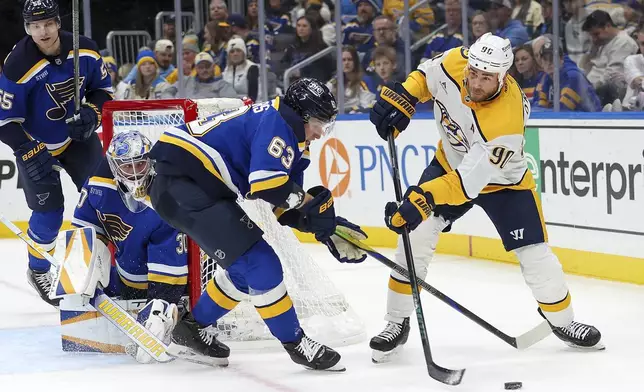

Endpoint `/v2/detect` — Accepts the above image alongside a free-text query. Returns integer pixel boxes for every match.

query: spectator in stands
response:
[223,37,261,101]
[362,16,405,76]
[103,56,119,89]
[421,0,463,63]
[228,13,273,65]
[619,25,644,110]
[154,39,176,80]
[563,0,590,66]
[490,0,529,47]
[166,34,202,85]
[268,0,294,34]
[580,10,638,105]
[383,0,434,40]
[512,0,544,37]
[531,33,550,69]
[471,11,491,41]
[533,38,602,111]
[365,45,401,94]
[293,0,331,23]
[116,50,172,100]
[532,0,565,43]
[512,44,543,100]
[327,46,376,113]
[305,8,335,47]
[162,15,176,43]
[181,52,237,99]
[343,0,380,56]
[281,15,333,83]
[246,0,260,31]
[210,0,229,23]
[122,40,176,84]
[204,21,233,70]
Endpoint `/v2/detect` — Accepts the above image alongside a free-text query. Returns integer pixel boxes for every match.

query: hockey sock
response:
[27,210,62,271]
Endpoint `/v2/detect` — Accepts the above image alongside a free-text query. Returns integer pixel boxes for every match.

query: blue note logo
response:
[45,77,85,121]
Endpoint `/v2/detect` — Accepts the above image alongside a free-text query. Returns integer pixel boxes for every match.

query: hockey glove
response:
[384,186,435,234]
[323,217,368,263]
[299,185,336,242]
[66,103,101,142]
[370,82,418,141]
[14,140,61,185]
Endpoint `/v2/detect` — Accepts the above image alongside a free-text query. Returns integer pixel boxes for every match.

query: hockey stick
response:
[71,0,81,116]
[334,230,552,350]
[386,134,465,386]
[0,216,217,366]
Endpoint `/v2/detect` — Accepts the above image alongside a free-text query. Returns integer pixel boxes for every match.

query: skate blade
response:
[304,362,346,372]
[167,342,230,367]
[563,339,606,351]
[371,345,403,364]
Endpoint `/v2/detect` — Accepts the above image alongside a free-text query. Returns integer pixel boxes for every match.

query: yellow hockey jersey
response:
[402,47,535,206]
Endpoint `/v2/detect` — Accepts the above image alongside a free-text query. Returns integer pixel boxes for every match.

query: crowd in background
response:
[38,0,644,113]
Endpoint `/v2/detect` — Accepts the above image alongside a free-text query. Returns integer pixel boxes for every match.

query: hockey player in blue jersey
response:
[137,78,368,371]
[0,0,112,306]
[72,131,187,364]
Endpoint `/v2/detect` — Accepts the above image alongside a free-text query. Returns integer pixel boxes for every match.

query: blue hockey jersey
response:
[342,19,375,54]
[72,158,188,303]
[0,31,113,155]
[531,56,602,112]
[150,98,310,201]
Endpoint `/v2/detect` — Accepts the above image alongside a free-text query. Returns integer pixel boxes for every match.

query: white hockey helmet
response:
[107,131,154,213]
[467,33,514,91]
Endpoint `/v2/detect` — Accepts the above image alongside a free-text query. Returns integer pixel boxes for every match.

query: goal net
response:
[101,98,365,348]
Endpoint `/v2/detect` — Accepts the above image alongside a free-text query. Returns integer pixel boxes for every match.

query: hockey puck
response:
[504,382,522,390]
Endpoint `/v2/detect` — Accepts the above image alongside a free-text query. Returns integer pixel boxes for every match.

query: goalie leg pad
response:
[150,174,264,268]
[515,243,573,327]
[385,215,449,323]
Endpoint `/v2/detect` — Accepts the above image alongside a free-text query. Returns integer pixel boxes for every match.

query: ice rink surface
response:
[1,238,642,392]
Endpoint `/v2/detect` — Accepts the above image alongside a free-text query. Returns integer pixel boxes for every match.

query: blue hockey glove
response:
[384,186,435,234]
[369,83,418,140]
[14,140,61,185]
[322,217,368,263]
[300,185,336,242]
[67,103,101,141]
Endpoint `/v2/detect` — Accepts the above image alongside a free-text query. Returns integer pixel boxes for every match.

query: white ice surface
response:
[1,239,642,392]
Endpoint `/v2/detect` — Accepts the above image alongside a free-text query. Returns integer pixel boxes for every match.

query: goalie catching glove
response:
[323,217,368,263]
[127,299,178,364]
[369,83,418,140]
[385,185,435,234]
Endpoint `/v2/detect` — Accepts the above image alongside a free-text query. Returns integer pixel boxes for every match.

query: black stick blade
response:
[429,365,465,386]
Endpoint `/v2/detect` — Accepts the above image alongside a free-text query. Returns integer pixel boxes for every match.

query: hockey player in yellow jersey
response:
[368,33,604,362]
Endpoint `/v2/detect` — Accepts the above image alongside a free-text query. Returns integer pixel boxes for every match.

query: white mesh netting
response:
[105,98,365,348]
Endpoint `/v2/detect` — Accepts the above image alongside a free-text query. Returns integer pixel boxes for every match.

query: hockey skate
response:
[538,309,604,350]
[283,332,345,371]
[27,268,59,308]
[369,317,410,363]
[169,312,230,366]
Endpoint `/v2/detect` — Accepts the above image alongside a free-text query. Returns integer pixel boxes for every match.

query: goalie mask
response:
[107,131,154,213]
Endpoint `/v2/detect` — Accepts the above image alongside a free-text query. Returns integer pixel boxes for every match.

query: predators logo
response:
[97,212,133,249]
[436,100,470,153]
[45,77,85,121]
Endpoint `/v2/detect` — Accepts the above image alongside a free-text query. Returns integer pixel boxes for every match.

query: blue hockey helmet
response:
[283,78,338,135]
[23,0,61,34]
[106,131,154,213]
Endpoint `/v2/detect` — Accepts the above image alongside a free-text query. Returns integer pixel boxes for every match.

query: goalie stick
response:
[386,134,465,386]
[334,230,552,350]
[0,216,218,367]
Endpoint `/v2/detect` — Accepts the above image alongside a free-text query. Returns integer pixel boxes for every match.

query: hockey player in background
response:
[72,131,187,364]
[368,33,604,362]
[0,0,112,306]
[128,78,368,371]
